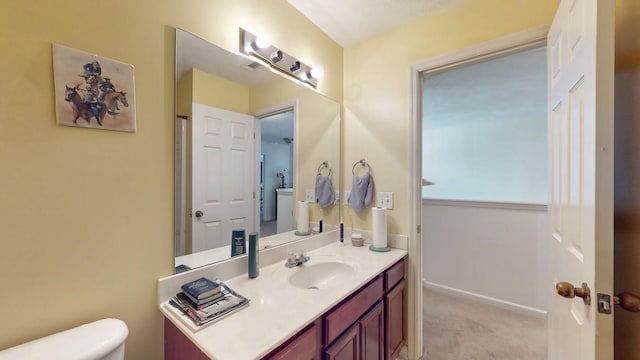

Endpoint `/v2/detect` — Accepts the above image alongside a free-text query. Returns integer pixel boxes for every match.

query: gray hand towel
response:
[315,174,336,208]
[348,171,374,212]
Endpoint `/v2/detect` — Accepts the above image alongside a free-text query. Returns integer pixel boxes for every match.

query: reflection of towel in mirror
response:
[348,171,374,212]
[315,174,336,208]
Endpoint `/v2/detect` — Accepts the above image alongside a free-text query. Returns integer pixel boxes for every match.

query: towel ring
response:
[317,161,332,177]
[352,159,371,176]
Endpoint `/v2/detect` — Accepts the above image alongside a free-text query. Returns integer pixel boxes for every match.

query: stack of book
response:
[169,277,250,327]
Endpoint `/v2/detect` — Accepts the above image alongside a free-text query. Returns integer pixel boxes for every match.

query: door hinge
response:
[253,191,256,199]
[417,225,421,234]
[598,293,612,314]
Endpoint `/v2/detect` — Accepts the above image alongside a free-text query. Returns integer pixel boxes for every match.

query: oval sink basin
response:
[289,262,356,290]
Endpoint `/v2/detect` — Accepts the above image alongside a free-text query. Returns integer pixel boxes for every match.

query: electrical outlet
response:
[376,192,394,209]
[334,191,340,204]
[305,189,315,203]
[344,190,351,205]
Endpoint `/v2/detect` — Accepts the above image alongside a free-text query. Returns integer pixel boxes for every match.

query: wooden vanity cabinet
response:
[324,257,406,360]
[384,259,407,359]
[323,276,384,360]
[165,257,406,360]
[359,300,385,359]
[164,318,209,360]
[386,279,406,359]
[266,319,322,360]
[325,322,360,360]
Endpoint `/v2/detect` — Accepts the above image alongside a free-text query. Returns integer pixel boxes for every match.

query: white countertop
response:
[275,187,293,193]
[160,241,407,359]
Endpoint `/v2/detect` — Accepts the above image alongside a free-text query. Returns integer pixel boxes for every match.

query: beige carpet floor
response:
[399,287,547,360]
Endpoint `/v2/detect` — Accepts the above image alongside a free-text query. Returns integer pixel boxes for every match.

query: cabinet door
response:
[164,318,209,360]
[276,192,294,233]
[325,323,360,360]
[360,302,384,360]
[385,279,406,360]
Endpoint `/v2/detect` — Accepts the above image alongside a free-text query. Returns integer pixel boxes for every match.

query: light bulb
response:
[254,35,271,49]
[310,67,325,79]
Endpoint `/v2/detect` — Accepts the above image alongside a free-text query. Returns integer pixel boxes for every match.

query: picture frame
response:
[52,44,136,132]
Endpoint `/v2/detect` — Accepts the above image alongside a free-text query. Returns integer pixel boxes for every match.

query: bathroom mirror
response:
[174,28,340,272]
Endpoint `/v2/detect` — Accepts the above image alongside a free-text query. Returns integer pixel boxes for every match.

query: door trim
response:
[409,24,550,359]
[254,100,297,229]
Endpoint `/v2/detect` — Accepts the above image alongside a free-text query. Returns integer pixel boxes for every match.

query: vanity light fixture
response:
[240,28,321,88]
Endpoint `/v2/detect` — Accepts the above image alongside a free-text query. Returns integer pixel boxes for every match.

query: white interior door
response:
[547,0,614,359]
[191,102,256,253]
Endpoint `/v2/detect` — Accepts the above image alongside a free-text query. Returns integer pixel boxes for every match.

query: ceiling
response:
[260,111,294,144]
[287,0,463,48]
[423,46,547,127]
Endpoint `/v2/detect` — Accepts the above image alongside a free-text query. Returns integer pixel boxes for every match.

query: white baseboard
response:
[422,280,547,319]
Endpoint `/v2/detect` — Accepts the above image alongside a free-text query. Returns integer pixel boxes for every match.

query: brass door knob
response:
[195,210,204,218]
[556,282,591,305]
[615,293,640,312]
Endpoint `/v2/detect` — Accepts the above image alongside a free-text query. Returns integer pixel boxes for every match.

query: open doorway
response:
[258,108,294,237]
[420,45,549,358]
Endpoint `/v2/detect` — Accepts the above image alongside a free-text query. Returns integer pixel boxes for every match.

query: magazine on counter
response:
[169,283,250,327]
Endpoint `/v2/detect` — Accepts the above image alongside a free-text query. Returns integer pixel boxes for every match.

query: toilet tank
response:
[0,318,128,360]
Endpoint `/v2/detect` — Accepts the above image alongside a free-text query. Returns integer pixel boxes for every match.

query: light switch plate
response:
[305,189,315,203]
[344,190,351,205]
[376,192,393,209]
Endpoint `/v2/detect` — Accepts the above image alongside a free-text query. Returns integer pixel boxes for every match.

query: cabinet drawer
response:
[324,276,383,346]
[384,258,405,292]
[265,323,318,360]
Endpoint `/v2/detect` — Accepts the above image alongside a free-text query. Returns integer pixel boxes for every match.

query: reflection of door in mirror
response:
[259,109,294,237]
[190,104,256,253]
[259,154,265,222]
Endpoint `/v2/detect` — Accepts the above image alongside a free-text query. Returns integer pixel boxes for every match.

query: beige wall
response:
[192,69,250,113]
[0,1,341,359]
[342,0,558,235]
[614,0,640,356]
[250,77,342,226]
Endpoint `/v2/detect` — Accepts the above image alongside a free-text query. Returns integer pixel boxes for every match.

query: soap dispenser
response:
[248,232,259,278]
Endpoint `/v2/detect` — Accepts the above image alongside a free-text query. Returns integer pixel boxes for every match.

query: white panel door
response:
[547,0,614,359]
[191,103,256,253]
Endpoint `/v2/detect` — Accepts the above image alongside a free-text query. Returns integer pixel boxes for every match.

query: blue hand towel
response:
[315,174,336,208]
[348,171,374,212]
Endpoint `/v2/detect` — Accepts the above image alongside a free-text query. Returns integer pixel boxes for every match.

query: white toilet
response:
[0,318,128,360]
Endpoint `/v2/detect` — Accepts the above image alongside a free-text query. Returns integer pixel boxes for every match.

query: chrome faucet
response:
[285,249,310,268]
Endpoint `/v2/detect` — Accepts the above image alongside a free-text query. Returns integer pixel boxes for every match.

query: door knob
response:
[556,282,591,305]
[614,293,640,312]
[195,210,204,218]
